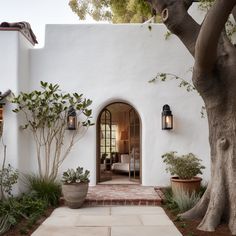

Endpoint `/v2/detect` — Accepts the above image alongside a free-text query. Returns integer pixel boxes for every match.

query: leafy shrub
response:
[26,175,61,207]
[0,164,18,199]
[62,166,90,184]
[162,187,178,211]
[0,192,48,235]
[162,152,205,179]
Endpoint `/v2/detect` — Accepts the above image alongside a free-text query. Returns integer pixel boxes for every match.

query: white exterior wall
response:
[0,5,210,187]
[0,31,33,194]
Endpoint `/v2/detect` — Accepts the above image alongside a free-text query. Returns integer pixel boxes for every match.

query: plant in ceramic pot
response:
[61,166,90,209]
[162,151,205,195]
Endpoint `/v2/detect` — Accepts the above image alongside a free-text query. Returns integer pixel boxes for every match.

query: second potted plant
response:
[61,166,90,209]
[162,151,205,195]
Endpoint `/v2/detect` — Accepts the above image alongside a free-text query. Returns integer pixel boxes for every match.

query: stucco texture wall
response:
[29,27,209,186]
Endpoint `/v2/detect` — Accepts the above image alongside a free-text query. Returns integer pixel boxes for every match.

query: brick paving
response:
[84,185,162,206]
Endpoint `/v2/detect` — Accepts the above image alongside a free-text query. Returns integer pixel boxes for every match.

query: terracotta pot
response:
[171,176,202,195]
[62,182,88,209]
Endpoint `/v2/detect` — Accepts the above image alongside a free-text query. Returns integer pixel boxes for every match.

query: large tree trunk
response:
[147,0,236,234]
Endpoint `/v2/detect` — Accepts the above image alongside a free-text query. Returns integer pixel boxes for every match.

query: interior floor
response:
[99,173,140,185]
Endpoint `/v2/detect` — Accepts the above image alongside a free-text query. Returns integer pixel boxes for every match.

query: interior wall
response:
[111,110,129,153]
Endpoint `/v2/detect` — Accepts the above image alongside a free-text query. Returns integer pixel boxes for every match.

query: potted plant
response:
[61,166,90,209]
[162,152,205,195]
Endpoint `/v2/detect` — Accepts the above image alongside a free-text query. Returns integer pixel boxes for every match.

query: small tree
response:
[12,81,93,181]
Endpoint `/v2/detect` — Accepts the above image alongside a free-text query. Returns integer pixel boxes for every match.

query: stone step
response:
[84,185,162,206]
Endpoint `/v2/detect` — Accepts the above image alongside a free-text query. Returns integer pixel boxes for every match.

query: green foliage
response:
[149,73,196,92]
[199,0,236,41]
[69,0,153,23]
[164,31,172,40]
[198,183,208,197]
[149,72,208,118]
[162,187,179,211]
[163,186,206,213]
[12,81,93,130]
[0,192,48,235]
[0,164,18,198]
[0,215,11,235]
[62,166,90,184]
[162,152,205,179]
[198,0,215,11]
[173,188,200,213]
[11,81,93,181]
[26,175,61,207]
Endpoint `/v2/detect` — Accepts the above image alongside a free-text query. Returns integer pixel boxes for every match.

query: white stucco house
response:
[0,5,210,189]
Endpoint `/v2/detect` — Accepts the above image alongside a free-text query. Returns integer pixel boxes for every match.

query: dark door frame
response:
[96,101,142,184]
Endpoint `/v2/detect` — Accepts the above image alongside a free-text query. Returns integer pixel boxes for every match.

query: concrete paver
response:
[42,215,77,227]
[76,215,142,226]
[111,206,165,215]
[51,206,110,216]
[140,214,174,226]
[32,225,109,236]
[32,206,182,236]
[111,226,182,236]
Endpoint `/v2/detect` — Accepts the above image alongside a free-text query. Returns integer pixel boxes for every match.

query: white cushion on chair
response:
[121,154,130,163]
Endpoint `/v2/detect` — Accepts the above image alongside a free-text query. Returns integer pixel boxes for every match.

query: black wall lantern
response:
[162,104,173,130]
[67,106,77,130]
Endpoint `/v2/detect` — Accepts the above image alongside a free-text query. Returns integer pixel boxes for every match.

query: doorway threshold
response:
[99,174,140,185]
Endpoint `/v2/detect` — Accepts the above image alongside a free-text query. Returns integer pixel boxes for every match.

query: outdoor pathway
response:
[32,206,182,236]
[84,185,162,206]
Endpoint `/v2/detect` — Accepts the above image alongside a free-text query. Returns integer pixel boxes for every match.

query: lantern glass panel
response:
[68,116,77,130]
[162,115,173,130]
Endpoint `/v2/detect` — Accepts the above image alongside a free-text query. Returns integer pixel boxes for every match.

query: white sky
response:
[0,0,102,47]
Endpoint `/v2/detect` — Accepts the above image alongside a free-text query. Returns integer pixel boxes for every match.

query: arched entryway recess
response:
[96,101,142,185]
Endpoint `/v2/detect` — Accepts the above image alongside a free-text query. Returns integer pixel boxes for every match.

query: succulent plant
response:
[61,167,90,184]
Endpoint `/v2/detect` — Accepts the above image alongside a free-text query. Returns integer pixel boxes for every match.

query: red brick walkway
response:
[84,185,162,206]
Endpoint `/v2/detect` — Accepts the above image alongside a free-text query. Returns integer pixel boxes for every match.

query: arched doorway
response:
[97,102,141,184]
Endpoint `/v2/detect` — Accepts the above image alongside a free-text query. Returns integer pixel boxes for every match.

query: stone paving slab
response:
[51,206,110,216]
[32,206,182,236]
[32,225,109,236]
[76,215,142,226]
[111,226,182,236]
[111,206,165,215]
[140,214,174,226]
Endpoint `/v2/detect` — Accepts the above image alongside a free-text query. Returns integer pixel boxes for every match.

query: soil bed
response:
[164,206,231,236]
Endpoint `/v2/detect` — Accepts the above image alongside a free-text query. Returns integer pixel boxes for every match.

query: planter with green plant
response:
[61,166,90,209]
[162,152,205,195]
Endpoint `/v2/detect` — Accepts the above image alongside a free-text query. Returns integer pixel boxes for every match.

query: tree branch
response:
[149,0,200,56]
[195,0,236,73]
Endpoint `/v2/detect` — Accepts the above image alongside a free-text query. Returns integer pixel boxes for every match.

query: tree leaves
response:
[149,72,196,92]
[11,81,94,130]
[68,0,153,23]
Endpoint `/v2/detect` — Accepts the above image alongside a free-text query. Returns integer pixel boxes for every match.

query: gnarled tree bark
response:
[147,0,236,234]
